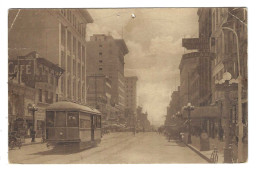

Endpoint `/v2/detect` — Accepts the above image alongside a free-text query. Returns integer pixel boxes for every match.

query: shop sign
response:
[9,59,34,75]
[182,38,210,50]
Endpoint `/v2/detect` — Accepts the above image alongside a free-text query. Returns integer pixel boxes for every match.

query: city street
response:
[9,132,207,164]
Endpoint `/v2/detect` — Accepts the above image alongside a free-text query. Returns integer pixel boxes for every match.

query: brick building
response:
[86,34,129,118]
[8,51,63,138]
[8,9,93,104]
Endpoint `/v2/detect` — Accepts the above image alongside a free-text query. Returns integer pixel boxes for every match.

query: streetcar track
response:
[11,133,134,164]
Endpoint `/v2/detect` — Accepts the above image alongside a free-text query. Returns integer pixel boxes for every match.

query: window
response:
[73,60,76,76]
[67,55,71,73]
[99,52,102,56]
[56,94,58,102]
[78,63,81,77]
[67,112,79,127]
[39,89,42,102]
[50,92,53,104]
[99,67,102,71]
[82,66,85,78]
[61,76,65,93]
[99,44,102,47]
[67,31,71,52]
[45,91,48,103]
[73,37,76,55]
[73,79,76,98]
[99,60,103,63]
[46,111,54,127]
[78,42,81,59]
[80,119,91,128]
[96,116,101,128]
[67,78,71,98]
[82,46,85,63]
[61,51,65,69]
[82,84,85,100]
[61,24,66,46]
[55,111,66,127]
[78,82,81,100]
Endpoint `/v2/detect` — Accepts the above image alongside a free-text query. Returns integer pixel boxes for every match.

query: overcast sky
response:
[86,8,199,126]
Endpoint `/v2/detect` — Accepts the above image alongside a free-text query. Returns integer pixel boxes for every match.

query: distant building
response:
[125,76,138,113]
[8,51,63,138]
[86,34,129,116]
[8,9,93,104]
[86,74,115,123]
[179,53,200,108]
[165,86,181,126]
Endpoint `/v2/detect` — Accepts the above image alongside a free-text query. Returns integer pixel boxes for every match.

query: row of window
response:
[61,76,85,101]
[61,50,85,78]
[61,25,86,63]
[60,9,86,38]
[46,111,101,128]
[38,89,58,104]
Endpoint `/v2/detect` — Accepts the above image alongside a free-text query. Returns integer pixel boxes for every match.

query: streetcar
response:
[45,101,102,150]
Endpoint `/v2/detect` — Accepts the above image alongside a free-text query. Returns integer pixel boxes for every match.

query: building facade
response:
[86,74,115,122]
[86,34,129,114]
[8,51,63,138]
[125,76,138,113]
[9,9,93,104]
[210,8,248,162]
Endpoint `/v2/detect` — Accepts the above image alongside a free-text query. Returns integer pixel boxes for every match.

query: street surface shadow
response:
[165,140,186,147]
[30,145,93,156]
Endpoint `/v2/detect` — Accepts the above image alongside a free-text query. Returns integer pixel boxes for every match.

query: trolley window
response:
[80,113,91,128]
[67,112,79,127]
[55,111,66,127]
[46,111,54,127]
[97,116,101,128]
[80,119,91,128]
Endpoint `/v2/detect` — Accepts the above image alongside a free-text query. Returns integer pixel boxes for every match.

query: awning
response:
[182,106,220,119]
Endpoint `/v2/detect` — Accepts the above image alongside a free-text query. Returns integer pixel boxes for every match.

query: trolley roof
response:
[46,101,101,115]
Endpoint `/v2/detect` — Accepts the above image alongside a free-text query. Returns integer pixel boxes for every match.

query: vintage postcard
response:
[8,8,247,164]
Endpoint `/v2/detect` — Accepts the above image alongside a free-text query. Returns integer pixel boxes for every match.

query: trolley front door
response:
[91,115,94,141]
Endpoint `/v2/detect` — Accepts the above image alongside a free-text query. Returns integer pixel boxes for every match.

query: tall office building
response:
[125,76,138,113]
[8,9,93,104]
[86,34,129,112]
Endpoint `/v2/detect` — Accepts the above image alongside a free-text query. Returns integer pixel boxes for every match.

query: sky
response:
[86,8,199,126]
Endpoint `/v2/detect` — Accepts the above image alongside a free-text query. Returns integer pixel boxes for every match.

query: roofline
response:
[115,39,129,55]
[78,9,93,23]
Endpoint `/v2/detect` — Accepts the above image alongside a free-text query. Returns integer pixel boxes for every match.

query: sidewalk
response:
[22,138,42,146]
[185,143,224,163]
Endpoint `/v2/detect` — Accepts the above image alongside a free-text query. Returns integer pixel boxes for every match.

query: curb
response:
[22,141,42,146]
[184,143,212,163]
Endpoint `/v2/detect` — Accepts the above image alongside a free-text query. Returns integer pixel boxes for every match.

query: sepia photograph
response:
[7,7,248,164]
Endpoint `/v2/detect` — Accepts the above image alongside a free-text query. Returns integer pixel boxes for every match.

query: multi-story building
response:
[8,9,93,104]
[86,74,114,122]
[179,52,200,108]
[125,76,138,113]
[86,34,129,114]
[8,51,63,138]
[165,86,181,126]
[210,8,248,162]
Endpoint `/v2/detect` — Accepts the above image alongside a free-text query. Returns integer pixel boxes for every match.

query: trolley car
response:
[45,101,102,150]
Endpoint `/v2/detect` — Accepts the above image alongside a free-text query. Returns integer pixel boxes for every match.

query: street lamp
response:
[215,71,238,163]
[183,103,194,144]
[28,104,38,142]
[221,26,243,163]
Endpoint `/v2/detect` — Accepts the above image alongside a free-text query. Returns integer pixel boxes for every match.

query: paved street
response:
[9,132,207,164]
